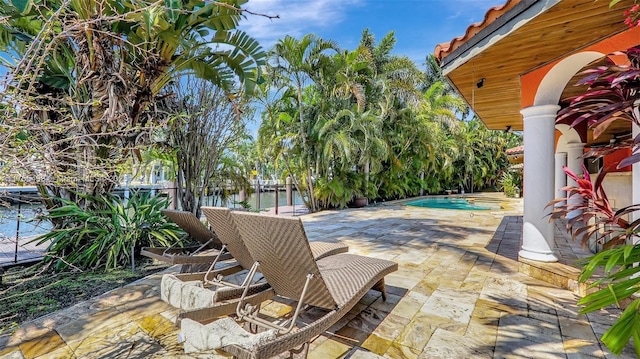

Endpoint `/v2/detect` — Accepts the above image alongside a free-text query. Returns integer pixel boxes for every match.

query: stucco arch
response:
[555,124,582,153]
[534,51,605,106]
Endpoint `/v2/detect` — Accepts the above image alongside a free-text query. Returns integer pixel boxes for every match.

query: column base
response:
[518,248,558,262]
[521,222,557,262]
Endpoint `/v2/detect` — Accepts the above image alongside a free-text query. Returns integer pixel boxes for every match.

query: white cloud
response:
[238,0,363,49]
[447,10,462,20]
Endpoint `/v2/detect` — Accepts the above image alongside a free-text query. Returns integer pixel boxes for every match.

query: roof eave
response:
[440,0,561,76]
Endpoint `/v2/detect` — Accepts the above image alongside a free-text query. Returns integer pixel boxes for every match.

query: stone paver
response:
[0,193,636,358]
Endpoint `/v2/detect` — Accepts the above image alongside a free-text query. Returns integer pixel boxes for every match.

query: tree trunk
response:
[296,81,318,213]
[306,169,317,213]
[364,160,370,198]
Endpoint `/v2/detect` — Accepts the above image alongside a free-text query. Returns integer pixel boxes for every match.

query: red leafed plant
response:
[550,44,640,356]
[611,0,640,28]
[624,4,640,28]
[553,45,640,248]
[549,164,629,248]
[556,46,640,142]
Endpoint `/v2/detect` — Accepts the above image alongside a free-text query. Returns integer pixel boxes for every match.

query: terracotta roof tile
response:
[506,145,524,155]
[434,0,521,62]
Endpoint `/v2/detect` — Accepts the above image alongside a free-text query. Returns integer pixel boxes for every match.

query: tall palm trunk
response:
[296,82,318,212]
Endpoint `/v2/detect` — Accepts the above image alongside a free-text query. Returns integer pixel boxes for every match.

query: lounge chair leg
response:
[239,271,315,335]
[373,279,387,301]
[288,342,309,358]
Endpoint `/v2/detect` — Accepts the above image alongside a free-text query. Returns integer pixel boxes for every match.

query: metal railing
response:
[0,184,306,264]
[159,184,304,215]
[0,190,51,265]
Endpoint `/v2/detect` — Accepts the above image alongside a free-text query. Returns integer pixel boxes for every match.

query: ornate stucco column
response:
[565,143,586,219]
[520,104,559,262]
[554,152,567,207]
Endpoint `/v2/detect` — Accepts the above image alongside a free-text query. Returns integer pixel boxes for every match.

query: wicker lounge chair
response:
[201,207,349,264]
[180,211,397,358]
[141,209,233,272]
[167,207,349,321]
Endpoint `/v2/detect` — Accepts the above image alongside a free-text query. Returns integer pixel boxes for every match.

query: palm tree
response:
[396,80,465,194]
[332,48,375,111]
[419,81,466,128]
[320,106,386,194]
[341,31,424,201]
[359,30,423,108]
[424,54,451,91]
[255,74,307,204]
[269,34,338,212]
[1,0,265,204]
[448,118,516,193]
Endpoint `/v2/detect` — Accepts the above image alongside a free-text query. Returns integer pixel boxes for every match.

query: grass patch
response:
[0,260,170,335]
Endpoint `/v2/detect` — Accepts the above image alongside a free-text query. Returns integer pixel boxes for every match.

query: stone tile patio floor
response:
[0,194,636,358]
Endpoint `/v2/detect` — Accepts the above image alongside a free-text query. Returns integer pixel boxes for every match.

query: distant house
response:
[505,145,523,166]
[435,0,639,262]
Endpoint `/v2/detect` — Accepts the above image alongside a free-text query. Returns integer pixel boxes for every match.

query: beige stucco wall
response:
[589,172,632,213]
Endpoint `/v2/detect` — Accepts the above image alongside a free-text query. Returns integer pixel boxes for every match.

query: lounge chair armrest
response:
[202,245,239,286]
[177,287,275,326]
[173,263,244,283]
[236,263,314,335]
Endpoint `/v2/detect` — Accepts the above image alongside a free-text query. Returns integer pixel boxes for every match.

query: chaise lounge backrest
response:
[162,209,223,249]
[200,207,257,270]
[230,211,338,310]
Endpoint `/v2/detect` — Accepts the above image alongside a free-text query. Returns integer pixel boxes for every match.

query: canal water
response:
[205,191,304,210]
[0,205,52,239]
[0,191,304,239]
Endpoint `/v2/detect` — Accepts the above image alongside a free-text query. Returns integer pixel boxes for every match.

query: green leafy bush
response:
[32,191,183,270]
[315,176,355,209]
[499,171,521,198]
[315,172,368,209]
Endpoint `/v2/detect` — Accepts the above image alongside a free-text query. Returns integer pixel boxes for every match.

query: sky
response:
[237,0,501,135]
[238,0,502,66]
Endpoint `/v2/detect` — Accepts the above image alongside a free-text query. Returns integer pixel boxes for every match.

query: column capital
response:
[565,142,585,150]
[520,104,561,118]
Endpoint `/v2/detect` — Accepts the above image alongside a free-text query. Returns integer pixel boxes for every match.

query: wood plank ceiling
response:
[442,0,630,134]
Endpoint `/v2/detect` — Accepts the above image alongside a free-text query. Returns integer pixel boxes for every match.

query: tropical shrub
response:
[315,173,360,209]
[499,171,521,198]
[32,191,183,270]
[550,45,640,356]
[551,165,639,356]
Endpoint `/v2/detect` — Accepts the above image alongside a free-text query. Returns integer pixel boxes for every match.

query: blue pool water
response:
[406,197,492,210]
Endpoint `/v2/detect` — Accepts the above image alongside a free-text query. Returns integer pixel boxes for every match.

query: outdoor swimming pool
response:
[405,197,496,210]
